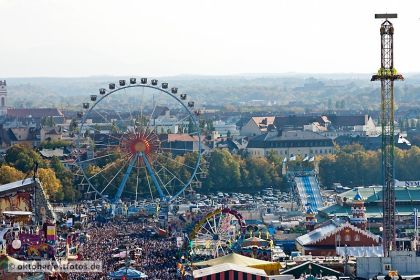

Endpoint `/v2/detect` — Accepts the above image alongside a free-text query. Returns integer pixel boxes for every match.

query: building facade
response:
[247,130,334,158]
[295,220,381,256]
[0,80,7,116]
[240,117,275,137]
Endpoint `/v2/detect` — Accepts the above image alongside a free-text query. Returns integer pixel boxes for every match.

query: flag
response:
[289,155,296,161]
[309,156,315,162]
[47,226,56,241]
[303,156,309,161]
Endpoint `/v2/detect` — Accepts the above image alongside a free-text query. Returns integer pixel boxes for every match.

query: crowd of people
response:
[67,219,181,280]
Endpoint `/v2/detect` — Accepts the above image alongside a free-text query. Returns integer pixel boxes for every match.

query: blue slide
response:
[295,176,323,211]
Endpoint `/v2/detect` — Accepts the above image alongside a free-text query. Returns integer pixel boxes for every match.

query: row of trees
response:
[0,143,419,202]
[318,144,420,188]
[201,149,285,193]
[198,145,420,192]
[1,144,80,202]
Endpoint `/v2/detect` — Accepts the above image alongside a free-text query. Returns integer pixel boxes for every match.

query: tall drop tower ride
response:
[371,13,404,257]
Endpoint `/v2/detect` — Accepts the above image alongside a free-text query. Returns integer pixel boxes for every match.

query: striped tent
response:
[193,263,269,280]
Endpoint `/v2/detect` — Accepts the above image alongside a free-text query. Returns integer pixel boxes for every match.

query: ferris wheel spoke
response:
[158,153,195,170]
[83,125,122,142]
[91,109,109,123]
[99,157,130,195]
[123,88,135,123]
[215,214,223,234]
[143,167,154,201]
[218,242,226,256]
[196,231,212,239]
[114,154,139,201]
[147,159,172,197]
[213,215,218,234]
[88,155,129,180]
[160,147,196,153]
[154,159,187,187]
[199,225,214,237]
[147,103,157,128]
[114,110,127,128]
[206,219,216,234]
[135,162,140,201]
[141,152,167,199]
[77,153,115,164]
[144,127,158,142]
[93,143,120,147]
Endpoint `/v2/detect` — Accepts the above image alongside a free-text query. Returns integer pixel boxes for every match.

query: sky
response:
[1,0,420,77]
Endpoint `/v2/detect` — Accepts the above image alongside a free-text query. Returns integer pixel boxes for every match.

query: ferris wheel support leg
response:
[113,154,138,203]
[141,152,165,200]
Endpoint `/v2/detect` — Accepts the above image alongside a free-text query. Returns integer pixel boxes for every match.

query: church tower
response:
[305,206,317,231]
[0,80,7,116]
[350,190,367,230]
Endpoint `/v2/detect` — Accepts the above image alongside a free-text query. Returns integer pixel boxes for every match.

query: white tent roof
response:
[193,263,267,278]
[336,246,383,257]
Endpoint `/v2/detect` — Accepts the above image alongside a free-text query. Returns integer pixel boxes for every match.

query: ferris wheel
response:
[189,208,246,259]
[75,78,201,204]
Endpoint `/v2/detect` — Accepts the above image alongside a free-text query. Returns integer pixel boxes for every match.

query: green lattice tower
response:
[371,14,404,257]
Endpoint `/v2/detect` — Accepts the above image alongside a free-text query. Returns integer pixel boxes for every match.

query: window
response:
[345,234,351,241]
[354,234,360,241]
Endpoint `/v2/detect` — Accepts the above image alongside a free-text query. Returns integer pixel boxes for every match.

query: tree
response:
[38,167,63,201]
[204,149,241,192]
[5,144,45,173]
[0,165,25,184]
[50,157,80,202]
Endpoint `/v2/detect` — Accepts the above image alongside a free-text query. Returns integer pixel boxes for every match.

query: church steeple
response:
[305,205,317,231]
[350,190,367,229]
[0,80,7,116]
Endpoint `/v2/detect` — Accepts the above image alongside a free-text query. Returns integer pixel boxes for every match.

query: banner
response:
[47,226,56,241]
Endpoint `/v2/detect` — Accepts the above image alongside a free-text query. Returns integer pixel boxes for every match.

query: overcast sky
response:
[1,0,420,77]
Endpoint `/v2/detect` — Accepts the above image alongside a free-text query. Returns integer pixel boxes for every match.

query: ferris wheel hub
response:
[132,140,149,153]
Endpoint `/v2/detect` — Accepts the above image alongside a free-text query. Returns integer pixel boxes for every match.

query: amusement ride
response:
[188,208,246,260]
[75,78,202,221]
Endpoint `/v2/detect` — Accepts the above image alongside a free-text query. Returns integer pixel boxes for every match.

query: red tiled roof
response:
[166,134,199,142]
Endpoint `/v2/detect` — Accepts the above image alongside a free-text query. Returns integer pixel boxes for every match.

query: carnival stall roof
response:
[242,236,269,248]
[193,253,281,275]
[2,211,33,217]
[336,246,383,257]
[193,263,269,280]
[280,261,342,278]
[108,267,148,279]
[0,178,35,195]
